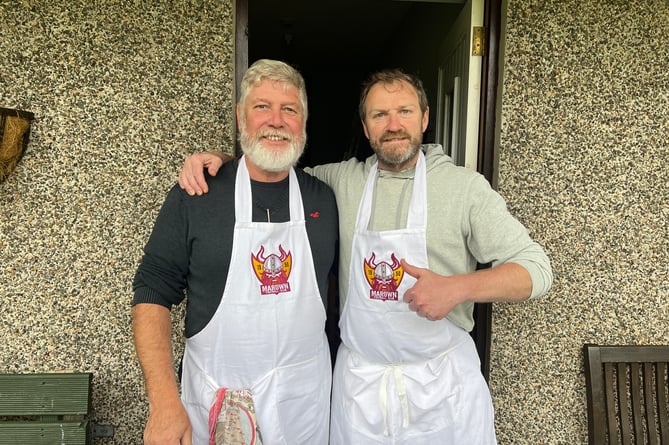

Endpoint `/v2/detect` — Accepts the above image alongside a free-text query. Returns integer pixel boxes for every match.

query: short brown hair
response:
[358,69,428,120]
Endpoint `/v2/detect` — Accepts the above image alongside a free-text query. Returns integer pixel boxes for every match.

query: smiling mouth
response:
[381,136,409,145]
[381,131,410,143]
[260,131,291,142]
[264,135,288,141]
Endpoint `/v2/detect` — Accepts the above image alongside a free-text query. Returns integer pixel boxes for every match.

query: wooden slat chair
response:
[584,344,669,445]
[0,373,93,445]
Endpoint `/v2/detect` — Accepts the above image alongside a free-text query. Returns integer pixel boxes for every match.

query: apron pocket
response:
[274,354,330,443]
[402,353,460,434]
[341,351,459,437]
[340,361,387,436]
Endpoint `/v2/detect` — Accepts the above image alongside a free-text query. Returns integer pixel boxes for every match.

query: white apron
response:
[331,151,496,444]
[181,156,331,445]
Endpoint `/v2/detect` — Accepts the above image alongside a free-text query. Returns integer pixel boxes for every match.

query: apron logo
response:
[363,252,404,301]
[251,245,292,295]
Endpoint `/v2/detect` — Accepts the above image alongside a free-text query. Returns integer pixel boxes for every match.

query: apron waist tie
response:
[374,340,468,437]
[379,365,410,437]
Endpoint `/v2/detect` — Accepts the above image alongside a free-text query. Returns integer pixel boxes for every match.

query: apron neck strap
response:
[235,155,303,223]
[355,150,427,231]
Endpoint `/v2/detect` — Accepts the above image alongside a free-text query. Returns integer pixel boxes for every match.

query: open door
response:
[436,0,484,169]
[234,0,502,380]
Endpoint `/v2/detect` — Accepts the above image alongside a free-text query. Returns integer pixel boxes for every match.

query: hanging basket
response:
[1,107,35,182]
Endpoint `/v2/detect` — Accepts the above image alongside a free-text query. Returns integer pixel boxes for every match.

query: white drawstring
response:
[379,368,390,436]
[379,365,411,436]
[395,366,410,430]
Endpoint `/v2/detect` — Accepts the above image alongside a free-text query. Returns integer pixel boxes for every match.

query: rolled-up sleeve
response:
[466,175,553,299]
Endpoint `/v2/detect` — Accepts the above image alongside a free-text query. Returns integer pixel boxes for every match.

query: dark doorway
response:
[236,0,501,380]
[244,0,465,165]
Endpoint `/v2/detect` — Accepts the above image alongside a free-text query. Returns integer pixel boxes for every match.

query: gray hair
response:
[239,59,308,120]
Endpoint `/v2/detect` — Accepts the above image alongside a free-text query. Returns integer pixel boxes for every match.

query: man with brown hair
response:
[178,68,553,444]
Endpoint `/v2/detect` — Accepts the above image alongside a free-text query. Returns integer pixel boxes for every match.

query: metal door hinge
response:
[472,26,485,56]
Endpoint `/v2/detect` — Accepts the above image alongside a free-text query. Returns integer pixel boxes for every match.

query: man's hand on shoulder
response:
[178,151,230,196]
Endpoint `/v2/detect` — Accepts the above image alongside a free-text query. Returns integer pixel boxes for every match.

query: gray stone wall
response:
[1,0,667,444]
[0,1,233,443]
[491,0,669,443]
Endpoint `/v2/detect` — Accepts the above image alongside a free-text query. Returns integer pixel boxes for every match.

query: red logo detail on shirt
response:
[363,252,404,301]
[309,211,320,218]
[251,245,292,295]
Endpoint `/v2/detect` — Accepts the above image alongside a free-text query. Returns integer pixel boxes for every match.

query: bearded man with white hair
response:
[132,59,338,445]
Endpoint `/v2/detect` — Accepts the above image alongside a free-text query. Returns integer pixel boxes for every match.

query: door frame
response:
[471,0,503,382]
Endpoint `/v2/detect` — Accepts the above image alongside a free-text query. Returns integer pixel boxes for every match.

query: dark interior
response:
[248,0,464,166]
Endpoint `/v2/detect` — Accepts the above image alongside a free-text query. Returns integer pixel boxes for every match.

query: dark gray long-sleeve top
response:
[133,160,339,338]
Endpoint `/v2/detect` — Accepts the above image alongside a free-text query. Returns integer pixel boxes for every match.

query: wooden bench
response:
[0,373,93,445]
[584,344,669,445]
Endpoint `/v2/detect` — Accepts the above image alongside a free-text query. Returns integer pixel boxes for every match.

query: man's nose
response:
[268,108,284,127]
[386,112,402,131]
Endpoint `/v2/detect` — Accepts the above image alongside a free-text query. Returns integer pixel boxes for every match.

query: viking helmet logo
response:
[363,252,404,301]
[251,245,292,295]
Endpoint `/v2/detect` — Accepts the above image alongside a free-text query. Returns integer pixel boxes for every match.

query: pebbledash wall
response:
[0,1,234,443]
[0,1,667,444]
[490,1,668,443]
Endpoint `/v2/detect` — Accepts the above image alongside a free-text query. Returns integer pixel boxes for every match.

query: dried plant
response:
[0,110,33,181]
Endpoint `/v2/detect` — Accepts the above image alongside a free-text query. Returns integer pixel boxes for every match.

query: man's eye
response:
[283,107,297,114]
[255,104,268,109]
[373,112,386,119]
[400,109,412,115]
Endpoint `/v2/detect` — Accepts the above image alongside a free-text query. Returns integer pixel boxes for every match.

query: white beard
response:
[240,129,306,172]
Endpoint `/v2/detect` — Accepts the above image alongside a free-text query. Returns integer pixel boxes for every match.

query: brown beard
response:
[371,130,421,168]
